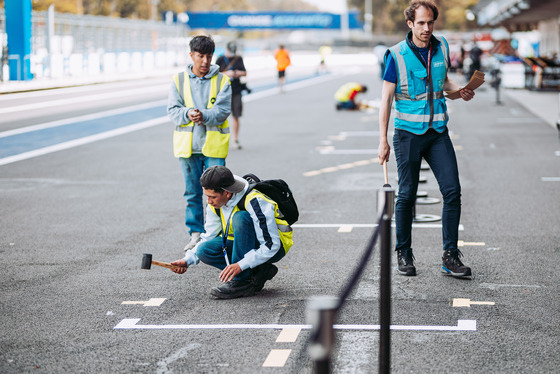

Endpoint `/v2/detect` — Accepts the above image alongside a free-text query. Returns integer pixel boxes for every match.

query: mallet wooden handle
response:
[152,260,180,271]
[383,162,388,185]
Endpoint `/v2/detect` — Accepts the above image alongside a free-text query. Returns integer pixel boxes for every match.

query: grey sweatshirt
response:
[167,64,232,154]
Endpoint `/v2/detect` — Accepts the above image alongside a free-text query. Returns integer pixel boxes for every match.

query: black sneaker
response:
[210,280,255,299]
[252,264,278,292]
[397,248,416,276]
[441,249,472,277]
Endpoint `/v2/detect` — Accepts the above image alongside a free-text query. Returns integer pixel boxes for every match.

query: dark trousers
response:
[393,128,461,252]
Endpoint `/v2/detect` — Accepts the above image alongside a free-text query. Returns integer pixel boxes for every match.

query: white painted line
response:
[0,100,166,139]
[0,86,168,114]
[541,177,560,182]
[292,223,464,231]
[262,349,292,367]
[458,241,485,247]
[122,298,167,307]
[319,149,377,155]
[338,225,353,233]
[453,298,495,307]
[276,328,302,343]
[114,319,476,332]
[0,117,168,166]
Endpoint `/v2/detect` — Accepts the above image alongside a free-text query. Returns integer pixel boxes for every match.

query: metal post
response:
[378,187,394,374]
[306,296,339,374]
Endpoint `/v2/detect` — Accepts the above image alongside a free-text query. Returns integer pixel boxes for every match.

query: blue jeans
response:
[195,211,285,280]
[393,128,461,252]
[179,155,225,234]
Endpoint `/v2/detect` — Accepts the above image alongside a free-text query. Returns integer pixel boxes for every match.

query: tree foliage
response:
[15,0,317,19]
[354,0,479,32]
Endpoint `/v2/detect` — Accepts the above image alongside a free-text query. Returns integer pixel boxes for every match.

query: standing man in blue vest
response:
[378,0,475,278]
[167,35,232,254]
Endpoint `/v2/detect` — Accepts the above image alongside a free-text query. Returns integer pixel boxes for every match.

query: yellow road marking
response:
[262,349,292,367]
[303,158,379,177]
[276,328,302,343]
[453,298,495,307]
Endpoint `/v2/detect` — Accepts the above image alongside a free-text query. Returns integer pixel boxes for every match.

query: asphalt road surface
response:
[1,65,559,373]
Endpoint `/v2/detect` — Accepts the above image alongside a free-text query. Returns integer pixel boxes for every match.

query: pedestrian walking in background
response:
[274,44,291,92]
[167,35,232,254]
[378,0,475,278]
[170,166,293,299]
[216,41,247,150]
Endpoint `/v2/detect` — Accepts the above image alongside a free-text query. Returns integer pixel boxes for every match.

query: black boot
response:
[210,280,255,299]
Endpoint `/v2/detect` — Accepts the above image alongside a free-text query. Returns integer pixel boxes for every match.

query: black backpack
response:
[237,174,299,225]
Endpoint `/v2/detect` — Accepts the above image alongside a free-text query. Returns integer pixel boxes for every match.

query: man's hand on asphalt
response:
[170,259,188,274]
[219,263,242,283]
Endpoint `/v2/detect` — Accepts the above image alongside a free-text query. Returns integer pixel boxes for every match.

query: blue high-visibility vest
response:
[388,36,450,134]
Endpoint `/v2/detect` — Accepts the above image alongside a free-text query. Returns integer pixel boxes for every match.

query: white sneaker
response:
[184,232,201,253]
[235,140,242,150]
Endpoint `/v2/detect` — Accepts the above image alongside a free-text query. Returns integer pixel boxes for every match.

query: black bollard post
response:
[307,296,339,374]
[378,187,395,374]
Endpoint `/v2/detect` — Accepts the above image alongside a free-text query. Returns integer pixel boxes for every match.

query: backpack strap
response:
[236,182,257,211]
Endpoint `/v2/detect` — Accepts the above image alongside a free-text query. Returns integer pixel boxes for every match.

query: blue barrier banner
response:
[185,11,363,29]
[5,0,33,80]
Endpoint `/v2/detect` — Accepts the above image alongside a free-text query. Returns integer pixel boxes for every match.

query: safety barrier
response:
[306,187,395,373]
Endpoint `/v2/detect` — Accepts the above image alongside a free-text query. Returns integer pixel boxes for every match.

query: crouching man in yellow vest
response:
[170,166,293,299]
[167,35,232,254]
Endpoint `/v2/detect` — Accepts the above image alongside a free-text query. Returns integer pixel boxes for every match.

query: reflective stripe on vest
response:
[389,36,450,134]
[216,190,294,254]
[172,72,230,158]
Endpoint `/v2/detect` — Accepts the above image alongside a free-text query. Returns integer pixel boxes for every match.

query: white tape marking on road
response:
[479,283,541,290]
[338,225,353,233]
[453,298,495,307]
[541,177,560,182]
[262,349,292,367]
[319,149,377,155]
[0,116,168,166]
[458,241,486,247]
[122,298,167,307]
[114,319,476,332]
[292,223,465,231]
[276,328,302,343]
[0,100,166,139]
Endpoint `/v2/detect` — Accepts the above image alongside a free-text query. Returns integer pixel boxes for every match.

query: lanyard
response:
[221,209,234,266]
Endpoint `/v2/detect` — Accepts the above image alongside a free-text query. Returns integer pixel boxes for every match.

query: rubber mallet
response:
[141,253,181,271]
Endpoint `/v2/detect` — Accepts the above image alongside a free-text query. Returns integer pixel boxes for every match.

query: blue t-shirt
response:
[383,47,430,83]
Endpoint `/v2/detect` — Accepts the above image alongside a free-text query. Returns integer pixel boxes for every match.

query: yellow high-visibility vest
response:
[172,72,230,158]
[215,190,293,255]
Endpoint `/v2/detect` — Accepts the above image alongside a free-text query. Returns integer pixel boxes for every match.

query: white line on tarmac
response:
[0,117,168,166]
[243,73,340,102]
[0,86,168,114]
[0,100,166,139]
[122,298,167,306]
[293,223,465,231]
[541,177,560,182]
[114,318,477,332]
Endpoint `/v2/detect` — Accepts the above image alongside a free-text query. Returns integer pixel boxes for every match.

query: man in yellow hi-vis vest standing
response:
[167,35,232,254]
